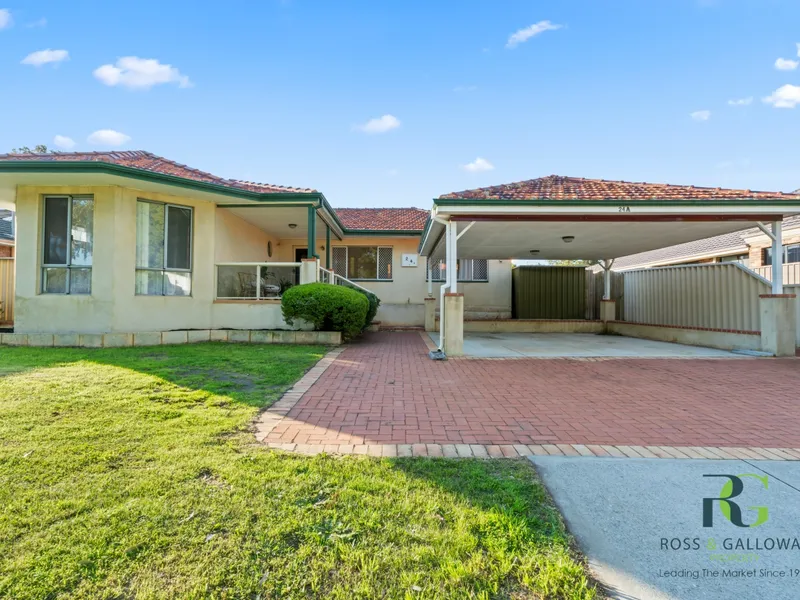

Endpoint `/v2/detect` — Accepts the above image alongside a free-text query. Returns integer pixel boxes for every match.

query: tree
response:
[548,259,592,267]
[10,145,52,154]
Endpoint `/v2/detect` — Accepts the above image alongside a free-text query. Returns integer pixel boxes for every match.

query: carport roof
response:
[421,175,800,260]
[439,174,800,202]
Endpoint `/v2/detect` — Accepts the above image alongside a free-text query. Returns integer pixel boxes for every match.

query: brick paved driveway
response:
[264,332,800,448]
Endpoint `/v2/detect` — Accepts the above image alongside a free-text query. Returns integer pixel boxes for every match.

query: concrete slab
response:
[530,456,800,600]
[427,332,741,358]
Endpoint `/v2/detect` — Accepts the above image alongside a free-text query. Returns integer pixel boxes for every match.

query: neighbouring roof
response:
[335,208,429,232]
[0,151,317,194]
[613,214,800,269]
[0,210,12,241]
[439,175,800,201]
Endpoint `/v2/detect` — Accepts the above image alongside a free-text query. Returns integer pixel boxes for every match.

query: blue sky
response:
[2,0,800,207]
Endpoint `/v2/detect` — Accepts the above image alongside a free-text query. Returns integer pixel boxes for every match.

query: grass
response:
[0,343,598,599]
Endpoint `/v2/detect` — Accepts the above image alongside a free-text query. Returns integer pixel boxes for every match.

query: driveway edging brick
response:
[254,346,346,442]
[263,442,800,460]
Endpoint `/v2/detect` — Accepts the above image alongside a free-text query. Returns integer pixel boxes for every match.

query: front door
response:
[294,248,308,284]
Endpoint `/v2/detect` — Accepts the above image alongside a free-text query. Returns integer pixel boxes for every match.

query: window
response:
[41,195,94,294]
[428,258,488,282]
[763,243,800,266]
[330,246,392,280]
[135,200,193,296]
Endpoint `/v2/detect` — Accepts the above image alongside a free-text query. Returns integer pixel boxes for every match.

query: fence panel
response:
[622,263,769,331]
[751,264,800,285]
[512,266,586,319]
[589,270,624,320]
[0,258,14,324]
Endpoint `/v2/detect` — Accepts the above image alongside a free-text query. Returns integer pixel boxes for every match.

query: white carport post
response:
[756,220,796,356]
[424,257,436,331]
[441,220,464,356]
[599,259,616,323]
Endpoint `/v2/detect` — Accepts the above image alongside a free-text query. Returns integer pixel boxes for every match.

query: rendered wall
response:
[13,185,298,334]
[276,235,512,326]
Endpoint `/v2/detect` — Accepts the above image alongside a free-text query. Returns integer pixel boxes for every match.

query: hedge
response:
[281,284,369,340]
[356,289,380,330]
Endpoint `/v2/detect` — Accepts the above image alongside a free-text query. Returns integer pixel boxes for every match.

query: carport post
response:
[772,220,783,295]
[443,220,464,356]
[758,220,796,356]
[600,260,616,323]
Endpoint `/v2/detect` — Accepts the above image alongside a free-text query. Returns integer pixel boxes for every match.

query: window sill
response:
[214,299,282,304]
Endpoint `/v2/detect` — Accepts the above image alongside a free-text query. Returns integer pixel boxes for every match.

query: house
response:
[612,215,800,282]
[0,151,510,340]
[1,154,797,355]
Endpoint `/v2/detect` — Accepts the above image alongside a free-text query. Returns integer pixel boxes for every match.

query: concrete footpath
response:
[530,456,800,600]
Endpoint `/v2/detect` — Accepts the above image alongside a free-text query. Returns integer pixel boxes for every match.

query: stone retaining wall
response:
[0,329,342,348]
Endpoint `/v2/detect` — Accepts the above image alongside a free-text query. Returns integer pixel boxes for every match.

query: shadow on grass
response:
[0,342,327,409]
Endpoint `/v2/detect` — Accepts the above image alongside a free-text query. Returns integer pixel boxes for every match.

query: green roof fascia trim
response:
[0,160,322,203]
[0,159,348,239]
[341,229,423,237]
[433,197,800,207]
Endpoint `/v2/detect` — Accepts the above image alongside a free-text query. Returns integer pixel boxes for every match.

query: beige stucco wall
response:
[13,185,296,334]
[277,235,512,326]
[13,184,511,333]
[215,208,277,263]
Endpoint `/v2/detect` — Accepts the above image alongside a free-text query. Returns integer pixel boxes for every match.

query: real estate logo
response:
[702,474,769,528]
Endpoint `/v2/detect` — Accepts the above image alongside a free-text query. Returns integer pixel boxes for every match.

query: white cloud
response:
[0,9,12,29]
[21,49,69,67]
[26,17,46,28]
[53,135,75,149]
[763,84,800,108]
[462,157,494,172]
[797,42,800,57]
[774,57,799,71]
[87,129,131,146]
[727,97,753,106]
[453,85,477,93]
[690,110,711,121]
[354,114,400,134]
[506,20,562,49]
[93,56,191,90]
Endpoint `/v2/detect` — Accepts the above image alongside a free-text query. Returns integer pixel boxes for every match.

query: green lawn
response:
[0,343,598,599]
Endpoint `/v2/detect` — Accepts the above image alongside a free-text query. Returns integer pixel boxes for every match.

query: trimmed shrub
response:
[356,289,381,330]
[281,283,369,340]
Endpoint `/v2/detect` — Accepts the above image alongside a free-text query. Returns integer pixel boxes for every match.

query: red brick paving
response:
[265,332,800,448]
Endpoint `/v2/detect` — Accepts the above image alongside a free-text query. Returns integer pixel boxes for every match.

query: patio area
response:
[426,331,742,358]
[260,331,800,450]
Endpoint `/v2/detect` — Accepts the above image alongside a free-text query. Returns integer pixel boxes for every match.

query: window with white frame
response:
[135,199,193,296]
[428,258,488,282]
[331,246,392,280]
[763,243,800,266]
[41,195,94,294]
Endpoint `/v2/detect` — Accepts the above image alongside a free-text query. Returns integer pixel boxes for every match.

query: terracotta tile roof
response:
[0,151,316,194]
[334,208,429,231]
[439,175,800,201]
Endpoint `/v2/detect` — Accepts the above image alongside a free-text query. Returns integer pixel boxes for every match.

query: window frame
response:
[762,243,800,267]
[135,198,194,296]
[40,194,94,295]
[427,258,489,283]
[331,246,393,281]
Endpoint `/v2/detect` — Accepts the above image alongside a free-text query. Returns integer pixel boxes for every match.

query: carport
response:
[418,176,800,357]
